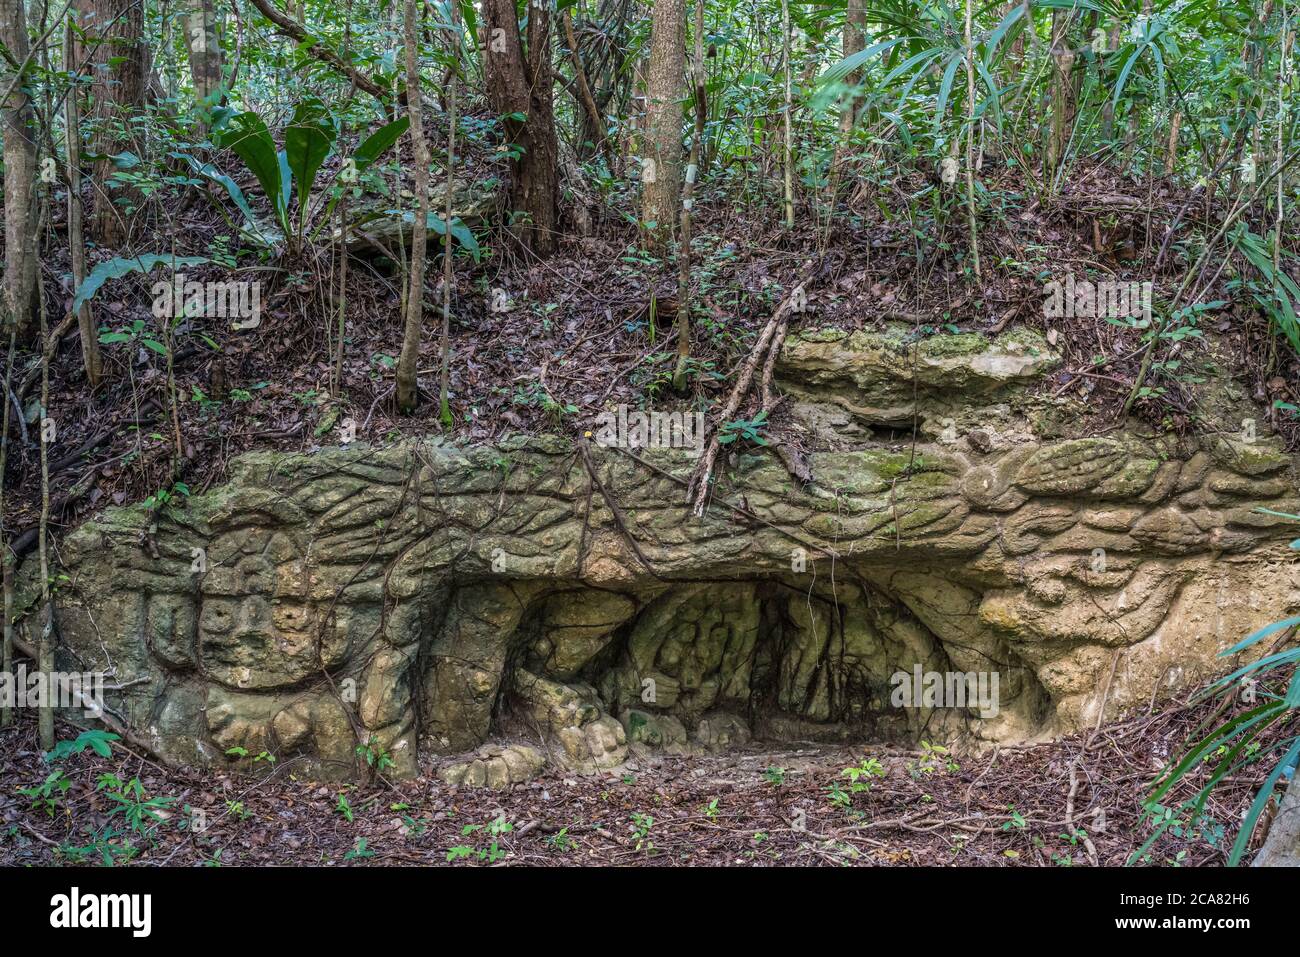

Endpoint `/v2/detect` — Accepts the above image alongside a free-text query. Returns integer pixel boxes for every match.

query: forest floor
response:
[10,150,1298,558]
[0,687,1290,867]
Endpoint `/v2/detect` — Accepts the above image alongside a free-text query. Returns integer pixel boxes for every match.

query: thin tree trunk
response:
[1012,0,1028,62]
[672,0,707,392]
[2,0,39,343]
[332,8,353,399]
[439,2,458,428]
[333,190,348,397]
[1045,7,1075,180]
[75,0,147,246]
[563,10,615,172]
[781,0,794,228]
[827,0,866,212]
[37,272,53,750]
[396,0,430,414]
[1164,109,1181,177]
[1275,5,1292,271]
[965,0,981,278]
[1247,2,1276,203]
[1123,0,1153,171]
[184,0,224,120]
[844,0,866,123]
[0,324,14,729]
[65,15,101,387]
[1100,20,1120,141]
[642,0,686,249]
[836,0,866,142]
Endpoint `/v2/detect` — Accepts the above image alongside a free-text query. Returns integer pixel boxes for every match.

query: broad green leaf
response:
[73,254,210,315]
[284,95,336,214]
[170,152,278,246]
[353,116,409,173]
[382,209,482,261]
[427,213,481,262]
[818,37,907,88]
[458,0,478,47]
[215,110,284,227]
[277,150,293,217]
[934,53,963,134]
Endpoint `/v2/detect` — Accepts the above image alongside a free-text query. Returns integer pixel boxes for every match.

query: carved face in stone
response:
[198,526,319,689]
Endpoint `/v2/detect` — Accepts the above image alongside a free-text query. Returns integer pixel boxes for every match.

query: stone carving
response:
[439,744,547,789]
[18,328,1300,781]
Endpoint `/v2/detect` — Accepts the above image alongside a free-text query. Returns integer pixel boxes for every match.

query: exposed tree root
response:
[688,267,815,517]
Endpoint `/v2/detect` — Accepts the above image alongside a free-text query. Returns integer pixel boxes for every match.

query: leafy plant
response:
[909,741,959,777]
[818,1,1026,147]
[225,746,276,764]
[841,756,887,794]
[335,793,355,822]
[105,778,177,835]
[142,481,191,513]
[393,803,428,837]
[57,824,139,867]
[547,827,577,853]
[356,736,395,773]
[448,815,513,863]
[630,812,656,853]
[1001,806,1027,831]
[45,729,120,762]
[344,837,376,861]
[1229,225,1300,353]
[180,102,409,254]
[81,255,210,316]
[18,770,71,817]
[717,410,770,446]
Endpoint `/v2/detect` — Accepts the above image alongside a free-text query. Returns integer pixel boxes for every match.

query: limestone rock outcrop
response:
[18,327,1300,780]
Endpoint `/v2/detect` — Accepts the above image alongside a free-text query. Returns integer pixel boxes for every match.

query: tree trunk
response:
[1100,20,1121,140]
[964,0,980,278]
[1164,109,1181,177]
[1123,0,1153,171]
[1045,7,1075,180]
[1,0,38,343]
[37,274,52,750]
[483,0,559,256]
[184,0,224,118]
[74,0,147,246]
[842,0,866,127]
[781,0,794,228]
[0,325,14,728]
[395,0,430,414]
[438,1,459,428]
[828,0,866,206]
[65,15,101,386]
[641,0,686,250]
[1275,12,1293,272]
[563,10,614,171]
[672,0,707,391]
